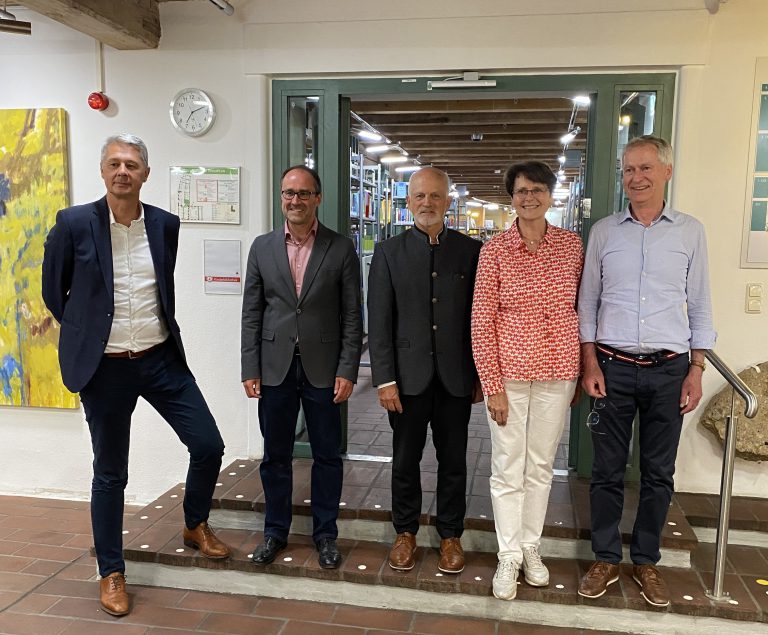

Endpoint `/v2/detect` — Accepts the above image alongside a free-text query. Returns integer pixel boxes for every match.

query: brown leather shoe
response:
[99,572,129,616]
[438,537,464,574]
[633,564,670,607]
[183,521,231,559]
[389,532,417,570]
[577,561,620,599]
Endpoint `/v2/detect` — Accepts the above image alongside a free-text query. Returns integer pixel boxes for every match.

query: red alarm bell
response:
[88,92,109,111]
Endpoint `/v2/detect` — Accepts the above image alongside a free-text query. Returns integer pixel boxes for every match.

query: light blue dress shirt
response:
[578,205,716,354]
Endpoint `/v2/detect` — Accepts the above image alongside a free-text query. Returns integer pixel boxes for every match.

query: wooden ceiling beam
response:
[365,112,587,126]
[352,98,575,114]
[18,0,161,49]
[378,124,582,136]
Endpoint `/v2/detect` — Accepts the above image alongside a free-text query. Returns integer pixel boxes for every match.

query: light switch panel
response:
[746,283,763,313]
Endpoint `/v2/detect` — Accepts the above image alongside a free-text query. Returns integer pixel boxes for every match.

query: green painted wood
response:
[273,72,676,472]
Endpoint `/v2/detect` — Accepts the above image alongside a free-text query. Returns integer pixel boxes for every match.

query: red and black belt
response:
[596,343,682,367]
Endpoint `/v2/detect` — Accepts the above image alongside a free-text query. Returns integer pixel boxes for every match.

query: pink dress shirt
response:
[285,217,318,297]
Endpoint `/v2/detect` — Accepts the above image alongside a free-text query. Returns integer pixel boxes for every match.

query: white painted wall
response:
[1,0,766,501]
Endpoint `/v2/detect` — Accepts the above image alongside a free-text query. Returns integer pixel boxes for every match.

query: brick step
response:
[119,523,766,631]
[205,459,697,567]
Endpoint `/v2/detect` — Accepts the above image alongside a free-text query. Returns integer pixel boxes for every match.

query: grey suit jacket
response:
[241,221,362,388]
[367,226,481,398]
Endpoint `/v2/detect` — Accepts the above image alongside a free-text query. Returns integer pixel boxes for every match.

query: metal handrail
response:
[703,349,759,602]
[705,350,759,417]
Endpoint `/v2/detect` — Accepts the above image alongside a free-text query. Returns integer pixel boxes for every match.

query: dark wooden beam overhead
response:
[353,95,587,206]
[18,0,162,49]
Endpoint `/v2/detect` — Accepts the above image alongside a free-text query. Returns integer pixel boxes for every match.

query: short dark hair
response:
[280,165,322,194]
[504,161,557,196]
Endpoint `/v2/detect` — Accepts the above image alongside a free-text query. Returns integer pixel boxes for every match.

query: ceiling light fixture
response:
[0,1,31,34]
[559,127,580,145]
[395,164,422,173]
[357,130,382,142]
[366,144,394,153]
[572,95,591,106]
[557,155,566,164]
[380,154,409,164]
[208,0,235,16]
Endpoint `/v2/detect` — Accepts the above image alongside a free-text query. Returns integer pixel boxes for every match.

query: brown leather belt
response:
[104,341,165,360]
[596,343,682,367]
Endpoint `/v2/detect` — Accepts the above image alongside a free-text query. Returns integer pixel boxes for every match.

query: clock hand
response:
[185,107,206,124]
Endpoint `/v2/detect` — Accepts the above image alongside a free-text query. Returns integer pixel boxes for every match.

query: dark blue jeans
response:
[589,350,688,565]
[258,353,342,544]
[79,340,224,577]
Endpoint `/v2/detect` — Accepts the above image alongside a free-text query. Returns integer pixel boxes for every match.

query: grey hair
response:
[101,133,149,166]
[623,135,673,167]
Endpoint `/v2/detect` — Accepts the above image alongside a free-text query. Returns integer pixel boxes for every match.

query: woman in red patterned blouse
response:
[471,161,583,601]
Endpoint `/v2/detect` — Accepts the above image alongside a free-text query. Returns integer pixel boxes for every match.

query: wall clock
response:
[169,88,216,137]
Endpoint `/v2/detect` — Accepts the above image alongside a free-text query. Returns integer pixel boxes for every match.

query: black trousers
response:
[589,350,688,565]
[389,376,471,538]
[258,353,342,543]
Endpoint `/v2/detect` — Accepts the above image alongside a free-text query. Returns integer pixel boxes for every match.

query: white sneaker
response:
[492,559,519,600]
[522,545,549,587]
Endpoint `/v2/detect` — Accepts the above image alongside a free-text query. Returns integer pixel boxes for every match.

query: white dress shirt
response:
[104,205,169,353]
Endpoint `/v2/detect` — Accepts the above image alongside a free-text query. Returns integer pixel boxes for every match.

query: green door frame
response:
[272,72,676,471]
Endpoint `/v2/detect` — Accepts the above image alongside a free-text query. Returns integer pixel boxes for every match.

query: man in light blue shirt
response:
[577,135,716,608]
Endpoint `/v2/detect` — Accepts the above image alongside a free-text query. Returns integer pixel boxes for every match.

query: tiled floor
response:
[346,367,570,471]
[0,496,617,634]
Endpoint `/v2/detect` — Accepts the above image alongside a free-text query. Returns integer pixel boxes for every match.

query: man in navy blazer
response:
[241,165,362,570]
[42,134,229,617]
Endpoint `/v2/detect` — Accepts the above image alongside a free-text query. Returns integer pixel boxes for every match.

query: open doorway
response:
[345,93,591,475]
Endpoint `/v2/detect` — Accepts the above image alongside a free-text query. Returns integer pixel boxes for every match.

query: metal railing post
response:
[703,350,759,603]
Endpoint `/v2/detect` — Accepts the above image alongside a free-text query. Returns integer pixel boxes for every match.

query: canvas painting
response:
[0,108,77,408]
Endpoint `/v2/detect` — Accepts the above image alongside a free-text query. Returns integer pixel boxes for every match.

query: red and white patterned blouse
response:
[471,222,583,395]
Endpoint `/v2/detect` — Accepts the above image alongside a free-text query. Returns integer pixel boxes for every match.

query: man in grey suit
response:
[241,165,362,570]
[368,167,481,574]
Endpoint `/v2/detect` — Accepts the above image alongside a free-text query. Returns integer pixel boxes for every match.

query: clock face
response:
[169,88,216,137]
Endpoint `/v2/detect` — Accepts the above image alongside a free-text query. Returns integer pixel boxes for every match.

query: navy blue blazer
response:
[42,196,186,393]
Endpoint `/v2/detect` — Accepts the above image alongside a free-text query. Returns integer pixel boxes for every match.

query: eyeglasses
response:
[281,189,317,201]
[513,187,549,198]
[585,398,609,435]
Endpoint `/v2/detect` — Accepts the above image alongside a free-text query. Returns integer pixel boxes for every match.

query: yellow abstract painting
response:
[0,108,77,408]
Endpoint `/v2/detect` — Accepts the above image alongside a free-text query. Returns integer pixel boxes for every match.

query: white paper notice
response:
[170,166,240,224]
[203,239,241,295]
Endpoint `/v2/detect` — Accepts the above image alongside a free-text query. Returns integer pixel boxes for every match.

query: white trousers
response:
[487,379,577,563]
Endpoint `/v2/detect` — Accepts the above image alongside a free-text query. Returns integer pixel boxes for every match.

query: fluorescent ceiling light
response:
[557,169,565,176]
[572,95,591,106]
[557,155,566,164]
[366,144,393,153]
[380,154,408,164]
[358,130,382,142]
[395,165,421,173]
[484,203,499,210]
[465,201,483,208]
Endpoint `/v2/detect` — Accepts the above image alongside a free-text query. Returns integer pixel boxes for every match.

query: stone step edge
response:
[209,508,693,569]
[124,560,767,635]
